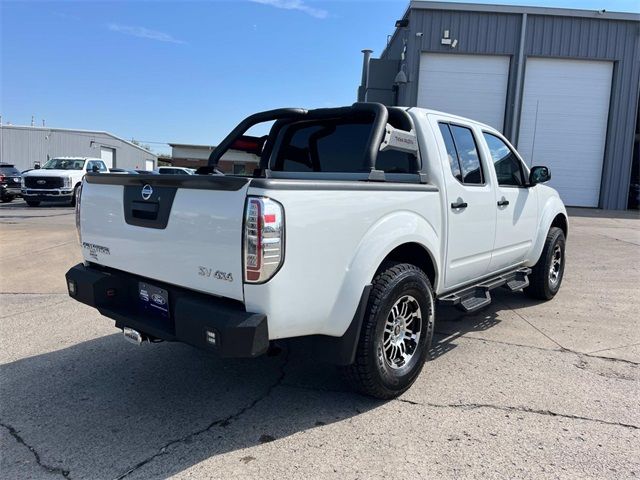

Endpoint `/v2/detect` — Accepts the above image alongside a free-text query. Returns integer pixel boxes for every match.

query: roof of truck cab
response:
[50,157,103,160]
[405,107,497,132]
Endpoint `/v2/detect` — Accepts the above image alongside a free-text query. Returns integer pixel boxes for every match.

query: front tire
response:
[525,227,566,300]
[1,195,13,203]
[70,185,80,207]
[345,263,434,399]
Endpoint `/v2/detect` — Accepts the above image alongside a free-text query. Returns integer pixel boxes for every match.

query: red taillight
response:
[243,197,284,283]
[0,175,5,182]
[245,199,262,281]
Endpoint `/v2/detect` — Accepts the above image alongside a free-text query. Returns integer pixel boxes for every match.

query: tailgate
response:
[79,174,250,301]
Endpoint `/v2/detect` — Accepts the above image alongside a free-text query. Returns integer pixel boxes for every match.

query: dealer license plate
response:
[138,282,169,319]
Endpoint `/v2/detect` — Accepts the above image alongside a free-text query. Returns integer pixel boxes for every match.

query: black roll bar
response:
[352,102,388,171]
[207,108,308,167]
[202,102,389,175]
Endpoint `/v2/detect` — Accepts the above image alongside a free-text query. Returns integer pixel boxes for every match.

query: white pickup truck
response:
[22,157,109,207]
[66,103,567,398]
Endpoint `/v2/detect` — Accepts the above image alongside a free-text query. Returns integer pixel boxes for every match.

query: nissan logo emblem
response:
[141,184,153,200]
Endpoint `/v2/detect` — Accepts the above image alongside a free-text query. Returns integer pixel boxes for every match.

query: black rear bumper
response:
[65,263,269,358]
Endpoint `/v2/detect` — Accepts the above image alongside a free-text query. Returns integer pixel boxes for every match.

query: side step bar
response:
[439,267,531,313]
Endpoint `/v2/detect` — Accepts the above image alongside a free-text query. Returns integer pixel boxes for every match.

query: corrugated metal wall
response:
[372,5,640,209]
[383,9,522,139]
[0,126,158,172]
[523,15,640,209]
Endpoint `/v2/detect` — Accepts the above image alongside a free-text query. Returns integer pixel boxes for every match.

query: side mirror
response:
[91,165,100,173]
[529,165,551,186]
[34,163,41,170]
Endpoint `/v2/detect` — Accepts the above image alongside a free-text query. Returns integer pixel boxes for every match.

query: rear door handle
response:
[497,199,510,207]
[451,201,468,209]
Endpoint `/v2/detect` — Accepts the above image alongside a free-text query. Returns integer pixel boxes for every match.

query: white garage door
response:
[518,58,613,207]
[100,147,115,169]
[417,54,510,131]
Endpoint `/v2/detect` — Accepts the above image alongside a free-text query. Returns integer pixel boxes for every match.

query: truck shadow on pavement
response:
[1,291,538,478]
[430,289,541,360]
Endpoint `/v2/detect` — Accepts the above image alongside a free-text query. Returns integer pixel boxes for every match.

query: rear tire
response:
[344,263,434,399]
[1,195,13,203]
[26,200,41,207]
[525,227,566,300]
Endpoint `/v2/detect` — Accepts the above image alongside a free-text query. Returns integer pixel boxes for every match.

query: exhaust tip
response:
[123,327,145,345]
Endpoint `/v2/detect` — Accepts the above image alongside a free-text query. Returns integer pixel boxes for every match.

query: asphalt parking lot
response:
[1,198,638,479]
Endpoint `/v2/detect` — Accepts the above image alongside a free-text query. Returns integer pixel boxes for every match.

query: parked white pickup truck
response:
[66,104,567,398]
[22,157,108,207]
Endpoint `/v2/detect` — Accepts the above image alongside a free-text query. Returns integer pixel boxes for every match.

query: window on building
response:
[233,163,247,175]
[483,133,525,187]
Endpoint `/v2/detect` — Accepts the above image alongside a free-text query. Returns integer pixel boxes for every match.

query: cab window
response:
[272,119,371,173]
[271,116,418,174]
[438,123,484,185]
[438,123,462,182]
[483,133,525,187]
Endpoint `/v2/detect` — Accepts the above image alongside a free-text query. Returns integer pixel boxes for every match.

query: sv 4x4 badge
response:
[198,266,233,282]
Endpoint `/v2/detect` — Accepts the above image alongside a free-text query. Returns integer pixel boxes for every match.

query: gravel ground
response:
[1,199,638,479]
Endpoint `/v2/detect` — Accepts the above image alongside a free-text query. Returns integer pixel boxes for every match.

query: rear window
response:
[0,166,20,175]
[270,117,418,174]
[271,119,372,173]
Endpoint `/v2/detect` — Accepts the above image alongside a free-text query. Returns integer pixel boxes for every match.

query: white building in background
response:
[0,125,158,172]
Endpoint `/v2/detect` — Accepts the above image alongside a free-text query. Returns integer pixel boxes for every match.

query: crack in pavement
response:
[433,330,640,366]
[0,422,71,479]
[395,399,640,430]
[595,233,640,247]
[589,342,640,355]
[113,350,291,480]
[0,240,75,260]
[495,299,566,350]
[274,383,640,431]
[434,330,563,354]
[0,213,73,219]
[0,299,69,320]
[0,292,68,296]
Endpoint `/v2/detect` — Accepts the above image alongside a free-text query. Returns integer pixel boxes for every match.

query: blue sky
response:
[1,0,638,154]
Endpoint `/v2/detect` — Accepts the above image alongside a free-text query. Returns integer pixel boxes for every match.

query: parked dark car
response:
[0,163,22,203]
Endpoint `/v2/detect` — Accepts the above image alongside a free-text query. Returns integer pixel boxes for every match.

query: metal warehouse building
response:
[359,1,640,209]
[0,125,158,172]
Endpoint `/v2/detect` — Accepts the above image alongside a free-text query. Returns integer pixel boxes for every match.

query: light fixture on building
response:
[394,66,408,85]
